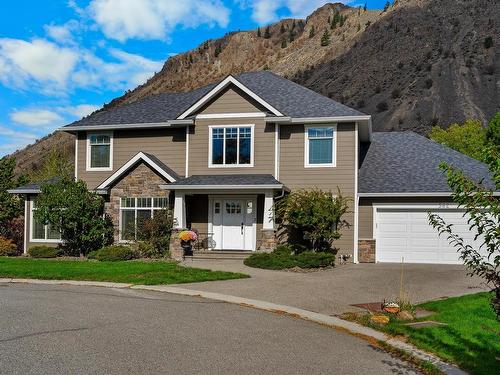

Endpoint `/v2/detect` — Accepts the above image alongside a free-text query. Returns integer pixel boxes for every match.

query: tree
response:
[0,157,25,228]
[484,36,493,49]
[28,149,73,183]
[364,2,367,11]
[264,26,271,39]
[257,27,261,37]
[35,178,113,256]
[383,1,391,12]
[281,38,287,48]
[320,28,330,46]
[309,25,315,38]
[274,189,351,252]
[486,112,500,146]
[280,24,286,34]
[429,119,489,161]
[428,145,499,318]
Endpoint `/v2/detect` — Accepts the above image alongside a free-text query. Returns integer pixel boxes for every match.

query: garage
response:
[374,205,483,264]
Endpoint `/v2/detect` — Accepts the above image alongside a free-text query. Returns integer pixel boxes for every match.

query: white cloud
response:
[241,0,340,24]
[44,20,80,44]
[10,109,63,127]
[0,38,79,92]
[88,0,230,42]
[63,104,101,118]
[0,36,163,94]
[0,125,39,155]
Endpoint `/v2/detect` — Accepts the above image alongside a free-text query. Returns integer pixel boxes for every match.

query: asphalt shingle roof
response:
[358,132,495,194]
[64,71,364,128]
[8,177,62,193]
[169,174,282,186]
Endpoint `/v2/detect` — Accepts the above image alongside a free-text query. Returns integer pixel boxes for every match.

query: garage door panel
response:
[376,207,483,265]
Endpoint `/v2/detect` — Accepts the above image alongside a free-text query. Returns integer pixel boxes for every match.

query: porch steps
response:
[185,251,253,260]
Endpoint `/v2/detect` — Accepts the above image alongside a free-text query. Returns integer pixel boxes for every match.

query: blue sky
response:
[0,0,387,157]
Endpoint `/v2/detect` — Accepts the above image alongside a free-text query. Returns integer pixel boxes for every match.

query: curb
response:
[1,278,466,375]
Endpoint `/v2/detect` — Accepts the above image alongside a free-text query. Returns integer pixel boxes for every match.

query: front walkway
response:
[178,260,486,315]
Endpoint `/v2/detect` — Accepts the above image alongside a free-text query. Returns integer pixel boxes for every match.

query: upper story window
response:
[304,125,336,167]
[87,132,113,171]
[209,125,254,167]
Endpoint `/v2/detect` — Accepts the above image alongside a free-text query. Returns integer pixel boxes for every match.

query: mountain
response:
[9,0,499,176]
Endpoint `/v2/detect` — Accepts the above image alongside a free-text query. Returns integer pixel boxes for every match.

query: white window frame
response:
[208,124,255,168]
[119,197,169,242]
[86,131,113,171]
[304,124,337,168]
[29,201,62,243]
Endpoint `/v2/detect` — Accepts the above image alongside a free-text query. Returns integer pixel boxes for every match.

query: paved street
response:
[0,283,420,374]
[179,261,485,315]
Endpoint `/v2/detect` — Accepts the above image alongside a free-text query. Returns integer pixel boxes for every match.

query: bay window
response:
[304,125,336,167]
[210,125,253,167]
[120,197,168,241]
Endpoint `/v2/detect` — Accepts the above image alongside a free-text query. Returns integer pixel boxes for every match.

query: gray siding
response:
[279,123,356,254]
[77,128,186,189]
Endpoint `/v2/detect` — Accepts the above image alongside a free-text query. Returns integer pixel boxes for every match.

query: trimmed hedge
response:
[88,245,137,261]
[28,246,63,258]
[244,251,335,270]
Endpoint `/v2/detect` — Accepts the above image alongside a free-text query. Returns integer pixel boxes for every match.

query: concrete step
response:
[185,250,253,260]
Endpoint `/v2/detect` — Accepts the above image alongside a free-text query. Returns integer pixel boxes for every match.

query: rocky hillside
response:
[9,0,499,176]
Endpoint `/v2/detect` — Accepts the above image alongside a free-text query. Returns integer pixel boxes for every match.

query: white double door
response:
[210,196,256,251]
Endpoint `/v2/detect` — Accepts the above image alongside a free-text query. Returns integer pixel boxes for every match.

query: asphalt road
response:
[0,283,420,375]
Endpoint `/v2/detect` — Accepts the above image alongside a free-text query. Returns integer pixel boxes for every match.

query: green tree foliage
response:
[264,26,271,39]
[364,2,367,11]
[29,149,73,183]
[330,11,340,29]
[0,157,26,228]
[428,145,499,318]
[486,112,500,146]
[34,178,113,256]
[320,28,330,46]
[280,23,286,34]
[137,209,174,258]
[257,27,261,37]
[274,189,351,252]
[281,38,287,48]
[309,25,315,38]
[429,119,489,161]
[484,36,493,49]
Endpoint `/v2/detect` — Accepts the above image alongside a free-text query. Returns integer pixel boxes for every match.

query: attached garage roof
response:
[166,174,283,190]
[358,131,496,194]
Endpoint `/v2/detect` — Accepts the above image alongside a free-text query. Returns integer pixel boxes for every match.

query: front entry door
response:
[222,200,245,250]
[211,197,256,251]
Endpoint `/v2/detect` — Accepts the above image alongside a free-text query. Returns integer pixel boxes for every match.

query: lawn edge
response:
[0,278,465,375]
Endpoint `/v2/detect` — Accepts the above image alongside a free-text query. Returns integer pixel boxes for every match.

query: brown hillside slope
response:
[9,0,499,176]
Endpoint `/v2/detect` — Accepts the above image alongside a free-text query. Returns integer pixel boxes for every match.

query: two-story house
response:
[11,71,494,264]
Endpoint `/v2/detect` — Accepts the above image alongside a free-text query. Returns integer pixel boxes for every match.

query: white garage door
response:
[376,207,483,264]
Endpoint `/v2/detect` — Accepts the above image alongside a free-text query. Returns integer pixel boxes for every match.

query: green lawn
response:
[0,257,248,285]
[381,293,499,375]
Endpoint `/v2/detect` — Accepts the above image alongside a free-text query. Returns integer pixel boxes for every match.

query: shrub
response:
[244,251,334,270]
[484,36,493,49]
[89,245,137,261]
[0,236,18,256]
[0,218,23,252]
[137,209,173,258]
[391,88,401,99]
[274,189,351,252]
[28,246,63,258]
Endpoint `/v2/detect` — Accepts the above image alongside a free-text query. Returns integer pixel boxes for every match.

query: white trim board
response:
[208,124,255,168]
[60,120,193,132]
[96,152,177,190]
[196,112,266,119]
[177,75,283,119]
[304,124,337,168]
[162,184,283,190]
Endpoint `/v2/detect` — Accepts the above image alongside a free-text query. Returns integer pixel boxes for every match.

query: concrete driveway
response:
[179,260,486,315]
[0,283,420,375]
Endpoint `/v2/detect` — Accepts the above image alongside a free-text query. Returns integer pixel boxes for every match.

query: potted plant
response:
[179,230,198,256]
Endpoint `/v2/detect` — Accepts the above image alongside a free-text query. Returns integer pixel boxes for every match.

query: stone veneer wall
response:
[358,239,376,263]
[106,162,170,243]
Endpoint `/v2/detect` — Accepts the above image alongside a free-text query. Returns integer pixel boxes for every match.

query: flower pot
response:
[181,240,193,256]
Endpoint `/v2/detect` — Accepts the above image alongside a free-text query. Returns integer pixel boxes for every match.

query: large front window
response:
[210,126,253,166]
[120,197,168,241]
[88,133,112,170]
[305,125,336,167]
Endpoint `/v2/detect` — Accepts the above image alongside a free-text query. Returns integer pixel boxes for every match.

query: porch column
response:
[173,191,186,229]
[263,191,274,230]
